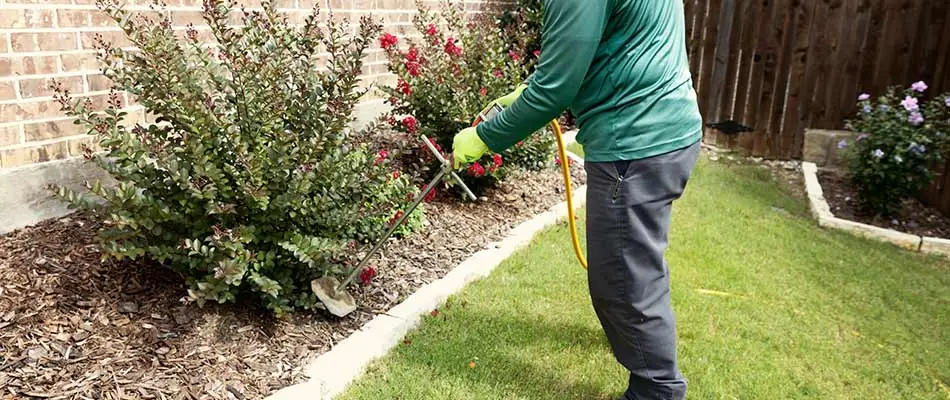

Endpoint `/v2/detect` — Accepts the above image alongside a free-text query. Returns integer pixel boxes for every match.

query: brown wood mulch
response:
[818,169,950,239]
[0,165,587,400]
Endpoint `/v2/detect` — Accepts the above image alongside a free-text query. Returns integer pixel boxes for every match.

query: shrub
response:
[498,0,542,65]
[842,81,950,216]
[376,0,555,197]
[51,0,425,314]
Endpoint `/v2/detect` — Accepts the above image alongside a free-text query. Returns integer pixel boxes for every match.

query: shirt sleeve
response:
[476,0,610,153]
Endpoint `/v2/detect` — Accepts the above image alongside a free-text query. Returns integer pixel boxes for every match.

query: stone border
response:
[802,161,950,255]
[264,135,587,400]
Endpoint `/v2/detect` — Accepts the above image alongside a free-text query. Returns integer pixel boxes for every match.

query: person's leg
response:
[584,140,700,400]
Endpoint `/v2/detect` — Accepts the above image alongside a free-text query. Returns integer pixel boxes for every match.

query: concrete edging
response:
[265,135,587,400]
[802,161,950,255]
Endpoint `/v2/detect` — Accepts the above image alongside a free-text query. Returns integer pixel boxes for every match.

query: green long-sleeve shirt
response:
[476,0,703,163]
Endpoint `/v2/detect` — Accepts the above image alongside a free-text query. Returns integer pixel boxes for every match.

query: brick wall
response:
[0,0,501,169]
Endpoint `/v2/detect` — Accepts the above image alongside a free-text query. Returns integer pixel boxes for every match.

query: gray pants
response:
[585,140,700,400]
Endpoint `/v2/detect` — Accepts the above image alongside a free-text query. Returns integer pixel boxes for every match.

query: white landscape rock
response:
[801,162,833,220]
[920,237,950,257]
[818,216,922,251]
[266,184,588,400]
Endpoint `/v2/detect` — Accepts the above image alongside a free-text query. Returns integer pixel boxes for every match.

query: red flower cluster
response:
[424,137,442,153]
[407,62,421,77]
[402,116,418,133]
[489,154,503,173]
[508,50,520,61]
[555,157,575,166]
[425,24,437,36]
[397,79,412,96]
[405,48,421,76]
[359,266,377,286]
[405,47,419,62]
[424,188,437,202]
[444,38,462,56]
[479,87,488,96]
[375,149,389,165]
[468,162,486,177]
[493,69,503,78]
[389,210,404,225]
[392,170,401,179]
[533,50,541,58]
[380,33,398,50]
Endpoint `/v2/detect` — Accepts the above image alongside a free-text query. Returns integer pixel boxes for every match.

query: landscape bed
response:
[817,169,950,239]
[0,165,585,399]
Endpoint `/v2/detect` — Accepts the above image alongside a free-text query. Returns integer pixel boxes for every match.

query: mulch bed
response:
[0,165,586,400]
[817,169,950,239]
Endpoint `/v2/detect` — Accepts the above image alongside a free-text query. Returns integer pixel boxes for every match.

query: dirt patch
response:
[817,169,950,239]
[0,165,586,399]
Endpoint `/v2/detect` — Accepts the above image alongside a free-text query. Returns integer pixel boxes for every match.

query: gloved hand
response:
[452,127,489,169]
[480,83,528,114]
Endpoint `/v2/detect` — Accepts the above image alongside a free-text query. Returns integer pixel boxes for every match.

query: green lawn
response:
[337,155,950,399]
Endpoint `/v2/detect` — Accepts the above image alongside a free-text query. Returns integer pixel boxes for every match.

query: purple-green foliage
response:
[50,0,423,314]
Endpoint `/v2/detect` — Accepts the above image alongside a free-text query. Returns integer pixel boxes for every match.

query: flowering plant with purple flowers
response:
[841,81,950,215]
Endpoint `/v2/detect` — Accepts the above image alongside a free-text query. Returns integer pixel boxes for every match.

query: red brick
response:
[56,10,91,28]
[3,0,72,4]
[0,98,72,121]
[87,74,114,92]
[88,10,118,27]
[0,140,70,168]
[0,56,59,77]
[24,119,82,141]
[0,125,22,147]
[0,81,16,101]
[19,76,82,98]
[12,33,79,52]
[67,136,98,157]
[1,34,8,53]
[61,53,102,73]
[0,9,55,29]
[80,31,132,50]
[171,11,206,27]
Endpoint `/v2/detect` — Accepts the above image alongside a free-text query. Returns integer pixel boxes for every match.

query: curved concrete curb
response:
[266,147,588,400]
[802,161,950,255]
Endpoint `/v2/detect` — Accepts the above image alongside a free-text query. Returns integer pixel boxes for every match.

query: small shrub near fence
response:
[841,81,950,216]
[51,0,424,314]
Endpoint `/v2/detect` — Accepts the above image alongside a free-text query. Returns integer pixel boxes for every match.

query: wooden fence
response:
[685,0,950,159]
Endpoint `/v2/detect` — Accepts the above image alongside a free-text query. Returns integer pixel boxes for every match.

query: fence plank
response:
[733,0,764,151]
[707,0,736,122]
[839,0,873,114]
[818,0,851,128]
[778,0,812,158]
[696,0,723,122]
[751,0,785,156]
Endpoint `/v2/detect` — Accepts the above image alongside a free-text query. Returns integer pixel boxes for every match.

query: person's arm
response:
[476,0,610,152]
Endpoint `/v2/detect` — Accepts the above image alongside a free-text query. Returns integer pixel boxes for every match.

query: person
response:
[451,1,703,399]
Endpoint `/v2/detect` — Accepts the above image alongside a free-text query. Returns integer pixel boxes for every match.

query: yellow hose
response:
[471,116,587,270]
[549,119,588,269]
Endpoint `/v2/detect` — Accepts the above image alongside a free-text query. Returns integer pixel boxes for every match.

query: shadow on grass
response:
[356,301,622,399]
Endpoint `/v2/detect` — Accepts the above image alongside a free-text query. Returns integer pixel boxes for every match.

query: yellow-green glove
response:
[452,127,489,169]
[479,83,527,115]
